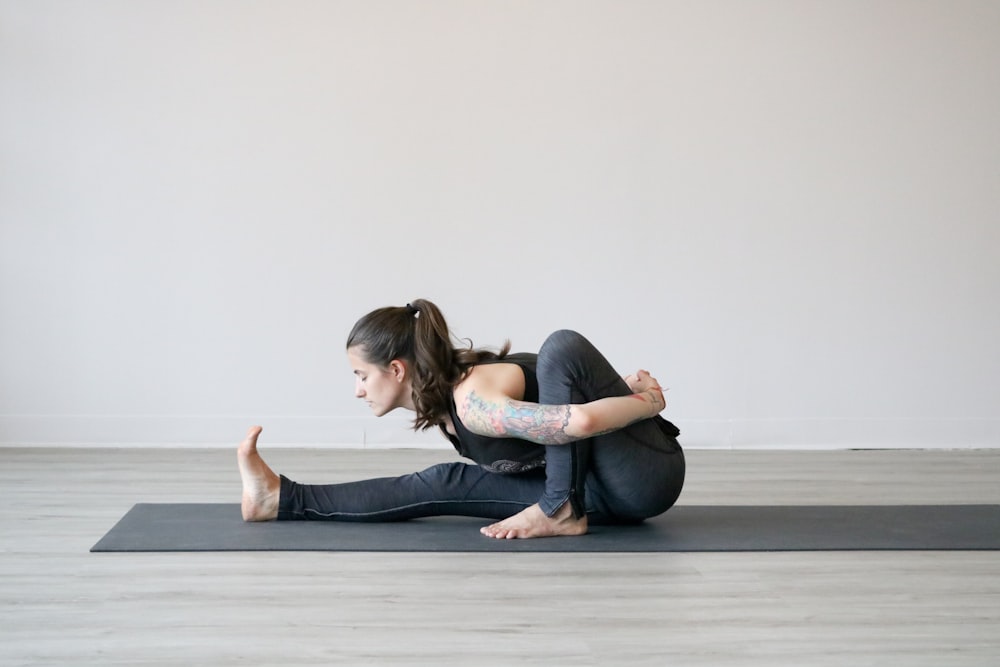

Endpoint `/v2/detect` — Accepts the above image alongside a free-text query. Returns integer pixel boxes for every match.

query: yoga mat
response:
[91,504,1000,553]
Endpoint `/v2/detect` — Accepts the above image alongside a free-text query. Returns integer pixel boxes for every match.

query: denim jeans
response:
[278,330,685,524]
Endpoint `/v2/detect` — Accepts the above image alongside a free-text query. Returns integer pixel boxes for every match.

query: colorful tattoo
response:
[460,391,576,445]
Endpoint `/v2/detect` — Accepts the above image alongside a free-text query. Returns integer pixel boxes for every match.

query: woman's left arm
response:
[455,385,665,446]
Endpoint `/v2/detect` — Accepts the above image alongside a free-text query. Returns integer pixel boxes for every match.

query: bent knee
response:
[541,329,587,348]
[538,329,592,361]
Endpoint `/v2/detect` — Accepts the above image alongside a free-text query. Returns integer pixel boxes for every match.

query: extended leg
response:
[278,461,544,521]
[238,426,551,522]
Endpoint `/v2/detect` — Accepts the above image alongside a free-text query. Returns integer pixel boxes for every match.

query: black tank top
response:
[439,353,547,473]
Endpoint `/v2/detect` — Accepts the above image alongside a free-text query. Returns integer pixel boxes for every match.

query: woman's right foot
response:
[480,501,588,539]
[237,426,280,521]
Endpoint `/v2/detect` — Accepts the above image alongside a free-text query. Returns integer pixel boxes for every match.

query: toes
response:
[481,522,513,539]
[240,426,263,452]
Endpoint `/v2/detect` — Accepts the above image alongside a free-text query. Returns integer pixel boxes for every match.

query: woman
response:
[238,299,685,539]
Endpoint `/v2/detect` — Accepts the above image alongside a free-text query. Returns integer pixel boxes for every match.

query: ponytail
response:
[346,299,510,430]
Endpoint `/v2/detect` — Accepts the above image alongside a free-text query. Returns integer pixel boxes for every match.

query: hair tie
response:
[405,303,419,316]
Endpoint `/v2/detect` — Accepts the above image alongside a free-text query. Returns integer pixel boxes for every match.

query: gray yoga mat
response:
[91,503,1000,553]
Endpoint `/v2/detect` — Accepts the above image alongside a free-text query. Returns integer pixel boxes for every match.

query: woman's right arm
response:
[455,382,666,446]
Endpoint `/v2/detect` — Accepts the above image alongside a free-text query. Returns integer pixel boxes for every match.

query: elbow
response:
[570,406,600,439]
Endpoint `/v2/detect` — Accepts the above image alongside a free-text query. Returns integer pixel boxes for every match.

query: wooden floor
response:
[2,446,1000,666]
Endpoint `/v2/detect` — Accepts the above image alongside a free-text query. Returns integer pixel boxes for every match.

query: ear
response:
[388,359,407,382]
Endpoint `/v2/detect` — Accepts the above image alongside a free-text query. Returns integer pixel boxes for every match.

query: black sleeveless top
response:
[438,353,547,474]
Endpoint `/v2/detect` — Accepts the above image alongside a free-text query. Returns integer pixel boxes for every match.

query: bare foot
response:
[237,425,280,521]
[480,501,588,539]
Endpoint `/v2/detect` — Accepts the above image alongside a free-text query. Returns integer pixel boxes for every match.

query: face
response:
[347,346,412,416]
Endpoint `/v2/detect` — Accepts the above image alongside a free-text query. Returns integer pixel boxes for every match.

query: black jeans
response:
[278,330,685,524]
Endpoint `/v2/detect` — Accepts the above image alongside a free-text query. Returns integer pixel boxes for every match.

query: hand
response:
[624,369,661,393]
[624,370,666,414]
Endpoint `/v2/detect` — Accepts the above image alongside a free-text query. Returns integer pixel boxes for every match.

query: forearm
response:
[569,390,664,440]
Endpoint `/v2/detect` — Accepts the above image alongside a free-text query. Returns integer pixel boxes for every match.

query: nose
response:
[354,376,365,398]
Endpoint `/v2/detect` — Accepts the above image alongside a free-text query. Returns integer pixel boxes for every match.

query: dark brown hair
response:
[346,298,510,431]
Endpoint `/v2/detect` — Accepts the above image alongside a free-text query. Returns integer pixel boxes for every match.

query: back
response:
[440,353,547,473]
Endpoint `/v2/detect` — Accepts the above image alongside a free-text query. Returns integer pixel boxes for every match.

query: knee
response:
[538,329,590,362]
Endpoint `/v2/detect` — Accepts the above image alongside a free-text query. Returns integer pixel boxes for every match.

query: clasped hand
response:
[623,369,667,413]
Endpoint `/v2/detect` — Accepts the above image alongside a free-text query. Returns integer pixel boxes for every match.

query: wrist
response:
[645,388,664,415]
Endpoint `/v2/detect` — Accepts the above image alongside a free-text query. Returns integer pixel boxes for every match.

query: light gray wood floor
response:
[2,446,1000,666]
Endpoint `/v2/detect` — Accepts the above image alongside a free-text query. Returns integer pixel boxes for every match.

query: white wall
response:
[2,0,998,448]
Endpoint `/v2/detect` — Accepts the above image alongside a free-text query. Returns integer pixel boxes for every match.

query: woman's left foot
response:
[237,426,280,522]
[480,502,588,539]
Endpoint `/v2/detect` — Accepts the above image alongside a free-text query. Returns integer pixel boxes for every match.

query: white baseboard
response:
[0,415,447,448]
[678,418,1000,450]
[0,415,998,449]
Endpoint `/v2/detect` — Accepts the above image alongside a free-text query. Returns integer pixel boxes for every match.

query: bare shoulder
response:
[453,362,526,405]
[452,362,576,443]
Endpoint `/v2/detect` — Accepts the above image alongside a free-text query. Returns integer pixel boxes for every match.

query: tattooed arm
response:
[454,386,665,446]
